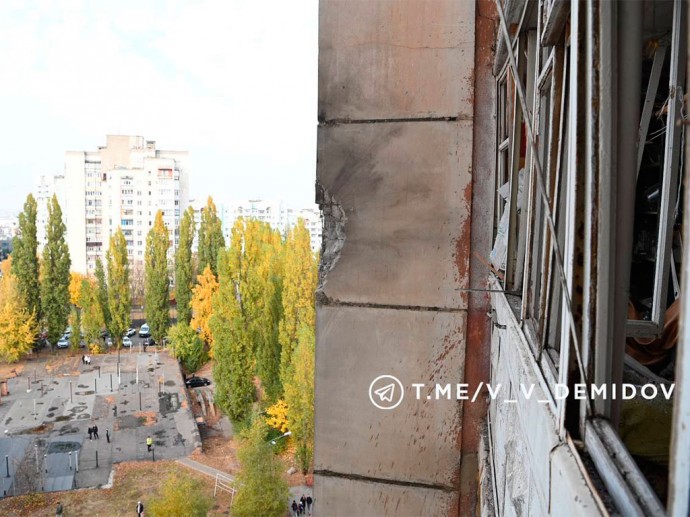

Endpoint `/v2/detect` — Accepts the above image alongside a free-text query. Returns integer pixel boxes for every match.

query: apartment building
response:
[39,135,189,273]
[35,174,66,252]
[190,198,322,253]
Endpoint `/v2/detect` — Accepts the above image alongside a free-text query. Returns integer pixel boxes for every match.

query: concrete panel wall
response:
[315,0,476,514]
[486,292,605,516]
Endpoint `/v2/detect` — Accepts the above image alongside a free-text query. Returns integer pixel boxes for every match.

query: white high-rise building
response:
[38,135,190,273]
[213,199,322,252]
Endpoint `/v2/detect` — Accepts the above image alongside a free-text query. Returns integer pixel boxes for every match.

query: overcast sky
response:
[0,0,318,215]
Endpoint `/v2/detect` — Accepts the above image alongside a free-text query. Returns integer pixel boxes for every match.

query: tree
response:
[106,228,131,351]
[197,196,225,277]
[145,211,170,343]
[94,257,111,330]
[69,306,81,351]
[167,322,208,372]
[279,220,317,388]
[80,279,105,353]
[211,219,283,420]
[12,194,40,319]
[211,245,255,422]
[190,265,218,355]
[69,272,87,306]
[175,206,195,325]
[283,324,315,474]
[40,195,71,346]
[147,471,213,517]
[232,415,289,517]
[0,258,37,363]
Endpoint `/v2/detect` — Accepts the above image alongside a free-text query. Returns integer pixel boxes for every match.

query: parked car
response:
[122,337,133,348]
[126,328,136,337]
[56,336,70,349]
[100,329,109,339]
[185,376,211,388]
[105,337,113,347]
[64,326,72,338]
[143,337,156,347]
[139,324,150,338]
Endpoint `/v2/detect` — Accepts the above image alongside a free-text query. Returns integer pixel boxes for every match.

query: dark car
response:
[185,376,211,388]
[143,337,156,347]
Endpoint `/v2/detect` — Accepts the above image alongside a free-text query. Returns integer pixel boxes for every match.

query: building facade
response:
[190,198,322,253]
[315,0,690,515]
[39,135,189,273]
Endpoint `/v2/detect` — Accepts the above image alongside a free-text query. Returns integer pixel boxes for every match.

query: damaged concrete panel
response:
[314,305,466,487]
[316,121,473,309]
[318,0,475,121]
[314,475,458,516]
[550,444,607,517]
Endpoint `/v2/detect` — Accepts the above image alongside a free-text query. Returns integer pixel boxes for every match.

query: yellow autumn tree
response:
[190,265,219,356]
[265,399,289,433]
[0,258,37,362]
[69,272,87,307]
[279,219,317,386]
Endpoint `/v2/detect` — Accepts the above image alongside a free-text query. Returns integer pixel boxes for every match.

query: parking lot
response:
[0,342,200,497]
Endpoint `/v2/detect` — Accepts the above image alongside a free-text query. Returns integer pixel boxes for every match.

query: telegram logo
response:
[368,375,404,410]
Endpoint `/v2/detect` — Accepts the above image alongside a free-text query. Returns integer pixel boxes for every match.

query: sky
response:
[0,0,318,215]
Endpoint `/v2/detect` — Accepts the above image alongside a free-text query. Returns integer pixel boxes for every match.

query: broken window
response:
[490,0,688,512]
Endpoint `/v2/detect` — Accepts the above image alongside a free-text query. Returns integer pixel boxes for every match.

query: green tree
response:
[167,322,208,372]
[69,306,81,352]
[94,257,111,330]
[284,324,315,474]
[232,415,289,517]
[145,211,170,342]
[106,228,131,351]
[175,206,195,325]
[80,279,105,353]
[11,194,41,320]
[279,220,317,388]
[147,471,213,517]
[211,244,254,422]
[40,195,71,346]
[0,258,37,363]
[210,219,283,419]
[197,196,225,277]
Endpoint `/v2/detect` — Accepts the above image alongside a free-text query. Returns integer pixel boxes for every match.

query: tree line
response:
[3,193,317,482]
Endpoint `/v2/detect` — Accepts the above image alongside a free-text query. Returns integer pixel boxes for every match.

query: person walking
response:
[291,500,298,516]
[136,500,144,517]
[146,435,153,452]
[306,495,313,513]
[93,424,99,439]
[88,426,93,440]
[106,429,110,443]
[55,501,63,516]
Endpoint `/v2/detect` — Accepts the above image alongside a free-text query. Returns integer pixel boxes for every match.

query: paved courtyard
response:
[0,345,200,498]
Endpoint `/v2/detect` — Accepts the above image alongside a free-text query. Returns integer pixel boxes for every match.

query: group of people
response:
[81,355,91,365]
[87,424,99,440]
[291,494,313,516]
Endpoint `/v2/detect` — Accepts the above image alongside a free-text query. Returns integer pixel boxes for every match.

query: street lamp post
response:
[270,430,292,445]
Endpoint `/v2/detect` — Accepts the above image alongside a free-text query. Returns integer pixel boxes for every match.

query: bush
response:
[147,471,213,517]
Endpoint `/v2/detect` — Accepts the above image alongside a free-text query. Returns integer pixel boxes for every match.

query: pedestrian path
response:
[176,456,234,480]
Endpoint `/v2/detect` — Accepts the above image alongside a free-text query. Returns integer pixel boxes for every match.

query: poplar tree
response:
[94,257,111,330]
[190,265,219,355]
[145,210,170,342]
[80,279,104,352]
[11,194,40,319]
[197,196,225,277]
[107,228,131,350]
[0,258,37,363]
[279,220,317,387]
[175,206,195,325]
[231,415,289,517]
[40,195,71,346]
